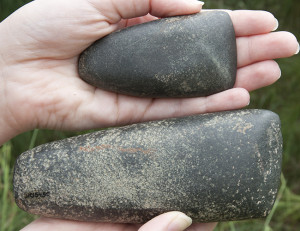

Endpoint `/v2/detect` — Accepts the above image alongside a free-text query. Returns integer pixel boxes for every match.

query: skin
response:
[0,0,298,230]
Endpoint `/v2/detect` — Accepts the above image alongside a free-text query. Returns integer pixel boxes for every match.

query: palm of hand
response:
[1,0,298,231]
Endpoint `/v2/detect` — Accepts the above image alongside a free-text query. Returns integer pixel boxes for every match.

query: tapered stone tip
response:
[78,11,237,98]
[14,109,282,223]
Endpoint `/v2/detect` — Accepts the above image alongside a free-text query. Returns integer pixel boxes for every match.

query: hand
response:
[0,0,298,230]
[22,212,217,231]
[0,0,298,145]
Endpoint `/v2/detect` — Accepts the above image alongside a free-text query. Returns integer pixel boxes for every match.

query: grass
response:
[1,0,300,230]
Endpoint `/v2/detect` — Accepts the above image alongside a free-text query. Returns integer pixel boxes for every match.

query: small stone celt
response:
[78,11,237,98]
[14,109,282,223]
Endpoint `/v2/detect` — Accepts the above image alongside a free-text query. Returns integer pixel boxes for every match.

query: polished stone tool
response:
[14,109,282,223]
[78,11,237,98]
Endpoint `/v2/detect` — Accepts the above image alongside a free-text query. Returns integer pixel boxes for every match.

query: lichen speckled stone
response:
[78,11,237,98]
[14,109,282,223]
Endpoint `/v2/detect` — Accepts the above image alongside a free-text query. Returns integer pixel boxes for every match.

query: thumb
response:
[1,0,204,61]
[90,0,204,22]
[139,211,193,231]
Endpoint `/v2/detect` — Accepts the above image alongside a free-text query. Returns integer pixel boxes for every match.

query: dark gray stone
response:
[78,11,237,98]
[14,109,282,223]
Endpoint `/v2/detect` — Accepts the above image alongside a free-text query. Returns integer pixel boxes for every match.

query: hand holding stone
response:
[0,1,298,146]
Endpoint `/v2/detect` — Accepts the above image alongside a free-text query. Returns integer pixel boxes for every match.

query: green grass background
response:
[0,0,300,230]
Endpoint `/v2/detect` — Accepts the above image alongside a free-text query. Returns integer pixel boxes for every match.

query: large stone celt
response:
[14,110,282,223]
[78,11,237,98]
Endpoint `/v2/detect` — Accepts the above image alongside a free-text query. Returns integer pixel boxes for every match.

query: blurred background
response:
[0,0,299,230]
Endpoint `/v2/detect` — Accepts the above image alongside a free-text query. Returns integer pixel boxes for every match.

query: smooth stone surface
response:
[14,109,282,223]
[78,11,237,98]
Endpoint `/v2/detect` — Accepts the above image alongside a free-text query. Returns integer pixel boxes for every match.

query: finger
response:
[21,217,141,231]
[237,31,299,68]
[228,10,278,37]
[149,0,204,18]
[138,88,250,123]
[2,0,203,62]
[89,0,204,23]
[235,60,281,91]
[186,222,217,231]
[82,87,250,129]
[139,211,192,231]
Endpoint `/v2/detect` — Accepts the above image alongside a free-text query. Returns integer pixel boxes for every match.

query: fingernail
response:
[278,68,282,79]
[167,213,192,231]
[295,42,299,55]
[188,0,205,6]
[247,100,250,106]
[272,18,279,31]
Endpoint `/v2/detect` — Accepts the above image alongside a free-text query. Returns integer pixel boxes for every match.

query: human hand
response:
[21,211,217,231]
[0,0,298,145]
